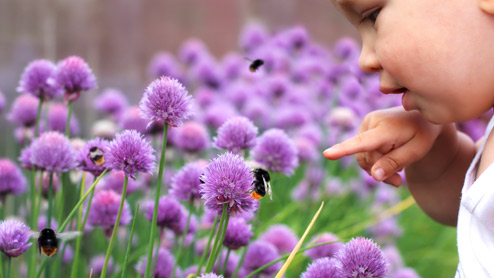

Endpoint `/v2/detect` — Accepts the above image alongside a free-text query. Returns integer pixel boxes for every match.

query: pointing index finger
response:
[323,127,394,160]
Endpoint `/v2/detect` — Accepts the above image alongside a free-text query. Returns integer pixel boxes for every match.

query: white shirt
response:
[456,116,494,277]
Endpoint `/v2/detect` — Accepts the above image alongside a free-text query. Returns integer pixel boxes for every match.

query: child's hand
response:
[323,107,443,187]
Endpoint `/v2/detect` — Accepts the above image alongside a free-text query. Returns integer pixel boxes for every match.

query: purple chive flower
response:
[7,94,40,127]
[368,218,403,244]
[37,215,58,230]
[280,25,309,51]
[382,245,404,273]
[88,189,131,236]
[173,121,210,153]
[18,145,35,170]
[301,257,339,278]
[170,161,207,201]
[306,233,344,260]
[239,22,269,54]
[39,172,60,197]
[260,224,299,254]
[0,219,32,257]
[221,52,244,80]
[251,128,299,175]
[333,37,360,61]
[148,52,184,81]
[200,152,257,216]
[29,131,78,173]
[136,247,175,278]
[274,104,312,129]
[145,196,184,229]
[179,38,208,66]
[92,119,118,140]
[213,250,245,278]
[47,103,80,136]
[203,101,238,129]
[101,171,140,195]
[192,57,224,89]
[106,130,155,179]
[392,268,420,278]
[54,56,96,102]
[294,137,319,163]
[223,217,253,250]
[243,240,281,276]
[0,159,27,196]
[17,59,62,99]
[0,91,6,113]
[139,76,193,128]
[200,273,223,278]
[78,137,110,177]
[62,244,74,263]
[90,255,114,276]
[336,237,388,278]
[213,116,258,155]
[119,106,148,134]
[94,88,129,120]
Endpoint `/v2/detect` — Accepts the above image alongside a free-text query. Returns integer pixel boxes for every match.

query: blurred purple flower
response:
[173,121,210,153]
[106,130,155,179]
[92,119,118,140]
[78,137,110,177]
[119,106,148,134]
[392,267,420,278]
[17,59,61,99]
[251,128,299,175]
[170,161,207,201]
[199,274,223,278]
[334,37,360,61]
[39,171,60,197]
[54,56,96,102]
[225,80,251,109]
[223,217,253,250]
[88,189,131,236]
[243,240,281,276]
[203,101,238,129]
[101,171,140,195]
[0,159,27,196]
[0,91,6,113]
[213,116,258,155]
[192,57,224,89]
[274,104,312,130]
[90,255,114,276]
[18,145,35,170]
[368,217,403,244]
[139,76,193,128]
[37,215,58,230]
[239,22,269,53]
[336,237,387,278]
[170,211,198,238]
[200,152,257,216]
[136,247,175,278]
[7,94,39,127]
[145,196,184,229]
[253,44,291,73]
[242,97,271,129]
[94,88,129,120]
[0,219,32,257]
[179,38,209,66]
[221,52,244,80]
[30,131,78,173]
[382,245,404,274]
[277,25,309,51]
[294,137,319,164]
[149,52,184,81]
[260,224,299,254]
[194,87,217,108]
[62,243,74,263]
[47,103,80,136]
[301,257,339,278]
[305,233,344,260]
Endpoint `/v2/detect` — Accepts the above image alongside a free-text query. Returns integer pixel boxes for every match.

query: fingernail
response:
[323,145,337,155]
[374,168,385,181]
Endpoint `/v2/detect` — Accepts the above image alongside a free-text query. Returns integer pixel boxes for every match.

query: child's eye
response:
[361,8,381,24]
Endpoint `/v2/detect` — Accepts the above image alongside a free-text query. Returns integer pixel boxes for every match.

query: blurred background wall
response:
[0,0,359,152]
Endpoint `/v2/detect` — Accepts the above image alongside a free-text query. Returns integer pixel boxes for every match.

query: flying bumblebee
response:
[32,228,81,256]
[246,168,272,200]
[245,58,264,72]
[88,146,105,165]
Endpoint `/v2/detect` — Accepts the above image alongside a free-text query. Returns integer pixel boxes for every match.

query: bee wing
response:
[57,231,82,241]
[29,230,40,239]
[263,176,273,200]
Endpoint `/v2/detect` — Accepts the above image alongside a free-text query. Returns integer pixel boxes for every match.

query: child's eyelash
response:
[360,8,381,24]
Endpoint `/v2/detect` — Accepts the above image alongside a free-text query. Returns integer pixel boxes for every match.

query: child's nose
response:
[358,44,381,73]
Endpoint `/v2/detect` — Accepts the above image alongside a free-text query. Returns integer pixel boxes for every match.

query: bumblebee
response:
[88,146,105,165]
[246,58,264,72]
[33,228,80,256]
[247,168,272,200]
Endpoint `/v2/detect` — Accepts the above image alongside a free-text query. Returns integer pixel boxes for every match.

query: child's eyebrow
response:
[335,0,354,8]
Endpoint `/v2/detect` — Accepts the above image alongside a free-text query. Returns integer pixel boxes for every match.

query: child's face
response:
[333,0,494,124]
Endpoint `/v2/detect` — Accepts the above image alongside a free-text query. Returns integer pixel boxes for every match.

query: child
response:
[324,0,494,277]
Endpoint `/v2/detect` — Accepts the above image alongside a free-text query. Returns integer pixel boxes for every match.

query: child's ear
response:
[479,0,494,14]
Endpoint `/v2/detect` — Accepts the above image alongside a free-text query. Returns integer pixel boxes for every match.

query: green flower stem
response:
[28,169,38,278]
[35,98,43,138]
[64,100,72,137]
[221,249,231,275]
[46,172,54,228]
[121,202,140,278]
[196,215,218,276]
[101,175,129,278]
[6,256,11,278]
[57,173,66,228]
[150,229,163,274]
[70,172,87,278]
[211,212,230,272]
[172,197,194,278]
[205,204,228,273]
[144,123,169,278]
[244,241,340,278]
[233,246,247,278]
